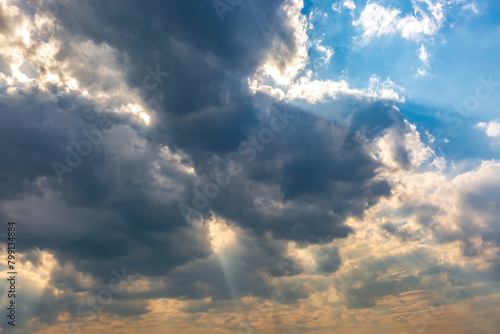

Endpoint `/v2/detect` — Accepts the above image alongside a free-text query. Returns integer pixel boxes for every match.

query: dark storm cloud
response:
[0,91,212,281]
[39,0,285,117]
[0,90,114,201]
[177,102,391,243]
[24,0,394,243]
[349,100,404,139]
[0,0,414,326]
[160,234,301,300]
[29,286,150,328]
[315,246,341,274]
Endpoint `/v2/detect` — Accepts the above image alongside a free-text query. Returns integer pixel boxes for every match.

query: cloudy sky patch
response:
[0,0,500,333]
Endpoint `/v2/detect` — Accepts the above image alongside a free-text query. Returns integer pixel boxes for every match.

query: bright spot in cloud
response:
[128,103,150,124]
[15,23,31,46]
[65,77,79,90]
[209,219,236,254]
[139,112,150,125]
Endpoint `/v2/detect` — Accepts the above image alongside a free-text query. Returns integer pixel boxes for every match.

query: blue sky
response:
[300,0,500,162]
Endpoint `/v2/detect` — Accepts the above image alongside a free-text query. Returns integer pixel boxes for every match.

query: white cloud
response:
[462,3,479,14]
[0,0,152,125]
[430,161,500,261]
[251,74,405,105]
[332,0,356,13]
[477,119,500,142]
[316,39,335,63]
[415,44,431,76]
[353,1,451,42]
[417,44,430,66]
[343,0,356,11]
[371,119,437,170]
[425,130,435,143]
[416,68,428,77]
[367,75,405,101]
[353,3,401,39]
[332,2,342,13]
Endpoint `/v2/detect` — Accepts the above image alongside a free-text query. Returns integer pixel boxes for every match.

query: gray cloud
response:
[0,0,423,327]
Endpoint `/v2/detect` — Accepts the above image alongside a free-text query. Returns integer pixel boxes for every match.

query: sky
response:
[0,0,499,333]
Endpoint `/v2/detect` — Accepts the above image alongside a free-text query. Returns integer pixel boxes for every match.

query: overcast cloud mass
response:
[0,0,500,333]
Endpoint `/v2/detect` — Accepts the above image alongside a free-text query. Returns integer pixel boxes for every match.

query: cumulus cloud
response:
[353,1,454,42]
[477,119,500,143]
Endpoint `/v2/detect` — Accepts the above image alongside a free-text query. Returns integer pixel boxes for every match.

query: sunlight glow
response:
[16,24,31,46]
[208,219,236,254]
[128,103,151,125]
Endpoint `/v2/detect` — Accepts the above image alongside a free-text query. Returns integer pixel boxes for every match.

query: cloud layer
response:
[0,0,499,333]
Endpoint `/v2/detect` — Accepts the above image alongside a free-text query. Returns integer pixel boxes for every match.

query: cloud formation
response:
[1,0,499,333]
